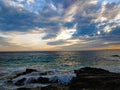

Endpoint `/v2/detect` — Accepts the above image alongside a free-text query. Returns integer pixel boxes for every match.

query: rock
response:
[41,85,58,90]
[27,77,50,84]
[40,71,53,75]
[74,67,110,75]
[7,80,13,83]
[26,68,37,73]
[41,84,69,90]
[50,76,59,83]
[37,77,50,84]
[111,55,120,57]
[16,87,31,90]
[7,67,120,90]
[40,72,48,75]
[103,79,120,90]
[7,69,37,85]
[14,78,26,86]
[69,67,120,90]
[27,78,38,83]
[14,68,37,78]
[27,76,58,84]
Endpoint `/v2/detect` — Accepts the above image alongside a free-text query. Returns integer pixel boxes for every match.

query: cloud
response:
[47,40,69,45]
[0,0,120,50]
[71,0,120,37]
[0,0,62,32]
[0,37,10,46]
[110,27,120,35]
[0,0,37,31]
[0,0,75,39]
[42,27,61,39]
[0,36,23,47]
[50,0,77,9]
[60,35,120,50]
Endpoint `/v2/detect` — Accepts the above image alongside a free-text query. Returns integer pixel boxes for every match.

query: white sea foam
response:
[105,55,120,61]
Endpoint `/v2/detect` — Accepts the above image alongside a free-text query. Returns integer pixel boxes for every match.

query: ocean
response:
[0,50,120,89]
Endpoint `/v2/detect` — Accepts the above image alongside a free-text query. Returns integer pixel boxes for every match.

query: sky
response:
[0,0,120,51]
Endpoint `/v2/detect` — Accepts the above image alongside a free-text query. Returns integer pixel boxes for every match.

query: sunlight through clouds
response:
[0,0,120,51]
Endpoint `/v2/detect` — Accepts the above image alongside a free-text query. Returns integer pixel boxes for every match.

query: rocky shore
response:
[6,67,120,90]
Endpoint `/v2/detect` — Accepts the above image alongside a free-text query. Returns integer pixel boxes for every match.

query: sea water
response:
[0,50,120,89]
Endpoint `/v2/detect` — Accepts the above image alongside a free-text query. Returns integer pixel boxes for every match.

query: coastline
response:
[2,67,120,90]
[0,51,120,90]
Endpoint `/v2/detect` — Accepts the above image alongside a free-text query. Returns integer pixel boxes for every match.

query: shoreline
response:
[1,67,120,90]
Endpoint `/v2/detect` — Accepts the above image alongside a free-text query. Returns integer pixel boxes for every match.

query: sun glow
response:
[56,29,76,40]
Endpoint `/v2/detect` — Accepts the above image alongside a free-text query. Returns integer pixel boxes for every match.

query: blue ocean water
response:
[0,50,120,72]
[0,50,120,89]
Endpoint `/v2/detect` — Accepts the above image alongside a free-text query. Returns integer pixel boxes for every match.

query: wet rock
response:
[41,85,58,90]
[26,68,37,73]
[111,55,120,57]
[14,68,37,78]
[27,77,50,84]
[14,78,26,86]
[6,67,120,90]
[69,67,120,90]
[27,78,38,83]
[103,79,120,90]
[37,77,50,84]
[40,71,53,75]
[50,76,59,83]
[16,87,31,90]
[41,84,69,90]
[40,72,48,75]
[27,76,58,84]
[7,80,13,83]
[74,67,110,75]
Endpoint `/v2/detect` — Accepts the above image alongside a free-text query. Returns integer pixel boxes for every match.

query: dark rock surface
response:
[16,87,31,90]
[41,85,58,90]
[27,77,51,84]
[37,77,50,84]
[26,68,37,73]
[74,67,110,75]
[111,55,120,57]
[13,68,37,79]
[69,67,120,90]
[14,78,26,86]
[40,71,53,75]
[27,77,38,83]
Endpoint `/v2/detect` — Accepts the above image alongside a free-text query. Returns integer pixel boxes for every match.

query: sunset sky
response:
[0,0,120,51]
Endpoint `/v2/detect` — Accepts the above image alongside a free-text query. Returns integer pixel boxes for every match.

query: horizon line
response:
[0,49,120,53]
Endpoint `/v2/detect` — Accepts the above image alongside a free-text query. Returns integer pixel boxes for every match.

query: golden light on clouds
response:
[90,45,120,50]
